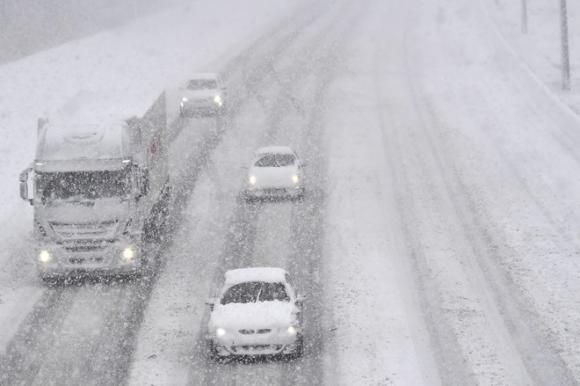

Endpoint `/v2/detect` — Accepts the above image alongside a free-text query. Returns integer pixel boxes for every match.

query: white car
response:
[179,73,225,117]
[244,146,305,200]
[206,267,304,360]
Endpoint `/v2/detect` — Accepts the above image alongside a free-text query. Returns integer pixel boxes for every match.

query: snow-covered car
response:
[244,146,305,200]
[206,267,304,360]
[179,73,225,117]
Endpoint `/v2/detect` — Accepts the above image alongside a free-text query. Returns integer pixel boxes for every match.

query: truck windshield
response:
[36,170,131,202]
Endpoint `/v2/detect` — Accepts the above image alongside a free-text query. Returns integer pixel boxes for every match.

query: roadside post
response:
[560,0,571,90]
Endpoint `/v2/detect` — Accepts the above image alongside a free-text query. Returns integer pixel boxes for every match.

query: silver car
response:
[206,267,304,360]
[244,146,305,200]
[179,73,225,117]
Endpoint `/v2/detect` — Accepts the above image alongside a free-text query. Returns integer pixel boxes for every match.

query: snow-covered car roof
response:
[255,146,295,155]
[224,267,288,286]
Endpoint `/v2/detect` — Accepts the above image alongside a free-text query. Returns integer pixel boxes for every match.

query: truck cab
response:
[20,94,170,282]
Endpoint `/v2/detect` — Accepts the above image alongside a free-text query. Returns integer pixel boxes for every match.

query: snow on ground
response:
[325,0,580,384]
[0,0,182,63]
[3,0,580,384]
[0,0,304,354]
[321,1,440,384]
[485,0,580,112]
[397,0,580,383]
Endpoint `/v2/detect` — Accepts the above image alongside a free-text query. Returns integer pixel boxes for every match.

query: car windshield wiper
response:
[255,286,263,303]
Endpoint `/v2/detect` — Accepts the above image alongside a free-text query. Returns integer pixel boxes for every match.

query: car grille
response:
[231,344,283,353]
[68,257,104,265]
[238,329,272,335]
[263,188,287,195]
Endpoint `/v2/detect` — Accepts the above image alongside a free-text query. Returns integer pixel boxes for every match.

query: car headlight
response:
[291,174,299,184]
[39,250,52,263]
[121,246,136,261]
[216,327,226,337]
[249,175,257,185]
[287,326,297,336]
[213,94,223,106]
[181,97,188,103]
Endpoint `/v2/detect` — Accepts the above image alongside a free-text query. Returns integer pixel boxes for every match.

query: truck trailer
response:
[19,93,171,282]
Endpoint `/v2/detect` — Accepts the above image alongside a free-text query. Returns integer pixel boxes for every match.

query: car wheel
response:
[40,275,61,287]
[286,335,303,360]
[243,191,255,203]
[208,341,220,361]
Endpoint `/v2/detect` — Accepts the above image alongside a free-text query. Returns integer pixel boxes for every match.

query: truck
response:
[19,92,171,282]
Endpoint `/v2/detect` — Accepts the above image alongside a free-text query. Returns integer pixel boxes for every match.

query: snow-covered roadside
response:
[0,0,182,63]
[484,0,580,113]
[320,1,440,384]
[0,0,305,354]
[404,0,580,382]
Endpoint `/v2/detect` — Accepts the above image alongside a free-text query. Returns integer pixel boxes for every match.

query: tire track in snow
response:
[374,0,576,383]
[195,2,364,385]
[0,288,76,386]
[374,1,528,384]
[407,2,580,383]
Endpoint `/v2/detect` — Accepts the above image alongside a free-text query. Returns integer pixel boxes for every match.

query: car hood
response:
[249,166,299,187]
[209,301,296,330]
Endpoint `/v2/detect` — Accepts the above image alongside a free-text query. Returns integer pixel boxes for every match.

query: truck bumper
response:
[36,241,146,279]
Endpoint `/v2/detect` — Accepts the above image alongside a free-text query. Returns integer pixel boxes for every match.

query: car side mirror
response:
[206,297,218,311]
[19,168,34,205]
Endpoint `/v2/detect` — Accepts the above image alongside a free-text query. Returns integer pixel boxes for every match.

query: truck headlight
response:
[249,175,257,185]
[39,250,52,263]
[287,326,297,336]
[216,327,226,337]
[291,174,299,184]
[121,246,136,261]
[213,94,223,106]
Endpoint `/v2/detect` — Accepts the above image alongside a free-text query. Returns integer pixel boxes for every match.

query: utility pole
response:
[521,0,528,33]
[560,0,571,90]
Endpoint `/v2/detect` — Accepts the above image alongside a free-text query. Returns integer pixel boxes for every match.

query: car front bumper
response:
[244,186,304,199]
[209,333,302,357]
[180,102,223,117]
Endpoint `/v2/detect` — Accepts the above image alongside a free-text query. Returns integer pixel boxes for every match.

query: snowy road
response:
[3,0,580,385]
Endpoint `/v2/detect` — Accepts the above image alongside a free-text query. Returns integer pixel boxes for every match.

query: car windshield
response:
[254,153,295,167]
[187,79,218,90]
[220,281,290,305]
[36,169,131,203]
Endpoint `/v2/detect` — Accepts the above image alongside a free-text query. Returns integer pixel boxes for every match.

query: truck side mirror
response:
[19,168,34,205]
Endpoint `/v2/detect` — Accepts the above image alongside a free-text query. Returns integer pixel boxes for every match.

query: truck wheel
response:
[144,186,172,244]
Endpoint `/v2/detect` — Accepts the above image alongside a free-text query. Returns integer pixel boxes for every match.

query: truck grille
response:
[49,220,119,240]
[64,244,106,252]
